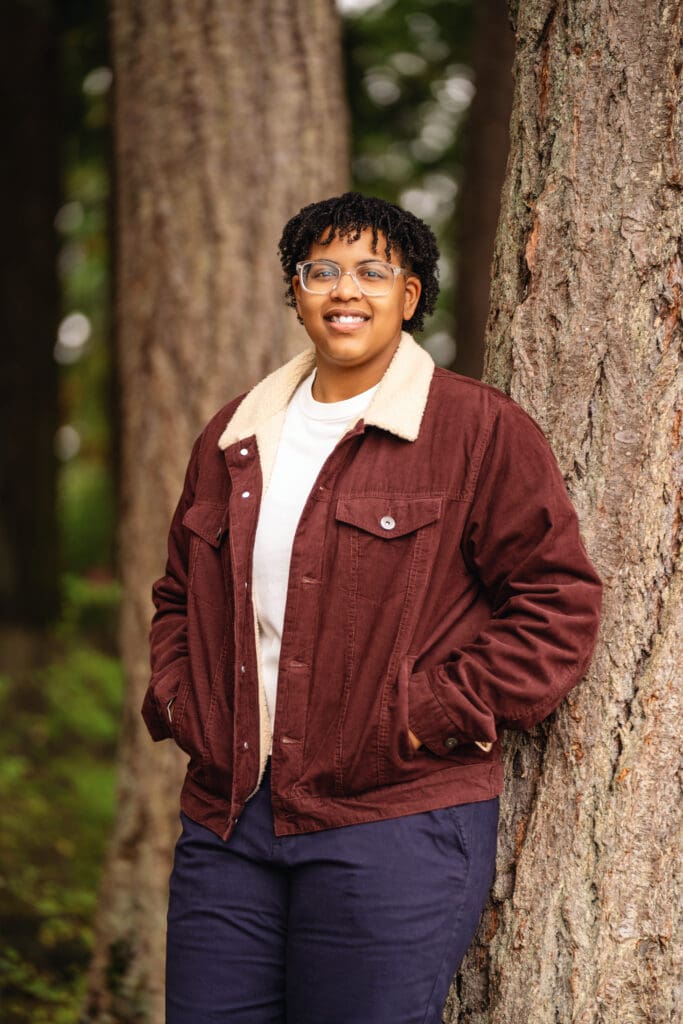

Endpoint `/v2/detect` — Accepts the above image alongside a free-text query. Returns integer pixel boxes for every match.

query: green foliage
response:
[59,458,117,575]
[344,0,474,193]
[0,578,123,1024]
[56,0,116,579]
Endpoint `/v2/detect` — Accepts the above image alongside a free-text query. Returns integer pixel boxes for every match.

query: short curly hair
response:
[278,192,440,334]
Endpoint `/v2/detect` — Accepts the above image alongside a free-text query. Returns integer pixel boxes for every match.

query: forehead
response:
[307,226,399,264]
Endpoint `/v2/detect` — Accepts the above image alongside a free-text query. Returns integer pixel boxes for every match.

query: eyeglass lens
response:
[301,261,396,295]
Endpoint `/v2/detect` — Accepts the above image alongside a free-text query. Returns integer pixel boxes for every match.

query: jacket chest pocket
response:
[334,495,442,606]
[182,502,230,603]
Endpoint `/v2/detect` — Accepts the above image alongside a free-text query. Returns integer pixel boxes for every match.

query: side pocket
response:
[378,654,419,785]
[168,670,194,755]
[397,654,419,763]
[444,803,471,861]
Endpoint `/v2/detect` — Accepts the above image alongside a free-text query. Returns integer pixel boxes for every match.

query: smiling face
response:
[292,228,421,399]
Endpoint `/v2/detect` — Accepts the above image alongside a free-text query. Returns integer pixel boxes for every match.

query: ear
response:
[292,275,303,316]
[402,274,422,322]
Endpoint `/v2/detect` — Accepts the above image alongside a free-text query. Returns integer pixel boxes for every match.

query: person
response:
[143,191,603,1024]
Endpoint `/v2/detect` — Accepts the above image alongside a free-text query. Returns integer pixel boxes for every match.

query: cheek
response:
[297,298,317,321]
[376,296,405,322]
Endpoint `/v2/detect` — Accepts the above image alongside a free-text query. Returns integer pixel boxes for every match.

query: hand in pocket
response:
[408,728,423,751]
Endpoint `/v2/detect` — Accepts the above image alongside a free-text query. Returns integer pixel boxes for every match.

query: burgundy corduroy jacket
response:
[143,333,603,842]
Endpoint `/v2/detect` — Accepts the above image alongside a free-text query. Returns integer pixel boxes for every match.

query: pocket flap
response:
[182,502,228,547]
[335,496,442,539]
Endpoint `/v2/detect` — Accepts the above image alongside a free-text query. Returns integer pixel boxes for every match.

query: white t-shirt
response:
[252,369,379,732]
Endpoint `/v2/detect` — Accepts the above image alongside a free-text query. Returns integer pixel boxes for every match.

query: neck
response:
[311,372,374,403]
[311,343,400,403]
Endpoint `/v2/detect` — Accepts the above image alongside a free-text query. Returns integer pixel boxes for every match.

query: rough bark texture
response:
[452,0,514,380]
[0,0,61,629]
[84,3,348,1020]
[448,1,682,1022]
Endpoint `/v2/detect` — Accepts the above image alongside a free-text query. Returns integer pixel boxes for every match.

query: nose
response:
[329,269,362,299]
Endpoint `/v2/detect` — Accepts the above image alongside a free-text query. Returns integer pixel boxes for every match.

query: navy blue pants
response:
[166,766,498,1023]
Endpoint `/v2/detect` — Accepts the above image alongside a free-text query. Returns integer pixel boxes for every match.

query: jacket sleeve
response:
[141,432,202,741]
[408,399,603,754]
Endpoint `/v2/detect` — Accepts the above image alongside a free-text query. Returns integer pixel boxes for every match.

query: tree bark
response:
[449,1,682,1022]
[452,0,514,380]
[84,3,348,1020]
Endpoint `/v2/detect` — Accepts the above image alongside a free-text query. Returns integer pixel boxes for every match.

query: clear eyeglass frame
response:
[295,258,408,297]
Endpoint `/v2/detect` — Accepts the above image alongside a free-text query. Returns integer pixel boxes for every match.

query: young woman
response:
[143,192,602,1023]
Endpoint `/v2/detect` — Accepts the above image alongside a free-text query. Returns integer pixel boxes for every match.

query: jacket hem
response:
[274,761,504,835]
[177,760,504,840]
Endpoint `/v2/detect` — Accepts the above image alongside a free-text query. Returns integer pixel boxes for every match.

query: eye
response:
[308,262,338,280]
[358,263,392,281]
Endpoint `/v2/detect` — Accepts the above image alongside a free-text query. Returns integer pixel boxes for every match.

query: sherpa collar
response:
[217,330,435,452]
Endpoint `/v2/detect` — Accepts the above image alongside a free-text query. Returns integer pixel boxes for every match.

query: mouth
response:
[323,309,371,332]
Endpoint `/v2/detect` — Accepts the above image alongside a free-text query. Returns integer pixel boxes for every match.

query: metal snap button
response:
[444,736,458,750]
[239,447,249,456]
[241,490,250,498]
[380,515,396,531]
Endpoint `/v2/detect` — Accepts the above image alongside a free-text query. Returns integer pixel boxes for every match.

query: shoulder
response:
[429,367,547,441]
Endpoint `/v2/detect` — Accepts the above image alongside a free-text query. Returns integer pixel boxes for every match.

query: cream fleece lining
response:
[218,332,437,792]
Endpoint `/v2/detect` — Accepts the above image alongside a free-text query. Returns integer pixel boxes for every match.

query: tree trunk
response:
[452,0,514,380]
[449,1,682,1022]
[84,3,348,1020]
[0,0,61,632]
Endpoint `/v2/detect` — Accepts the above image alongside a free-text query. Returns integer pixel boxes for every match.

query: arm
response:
[408,400,603,753]
[141,433,202,741]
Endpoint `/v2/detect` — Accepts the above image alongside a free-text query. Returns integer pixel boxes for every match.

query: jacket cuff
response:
[408,670,494,754]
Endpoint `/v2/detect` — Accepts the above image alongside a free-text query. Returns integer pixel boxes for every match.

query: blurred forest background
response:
[0,1,513,1019]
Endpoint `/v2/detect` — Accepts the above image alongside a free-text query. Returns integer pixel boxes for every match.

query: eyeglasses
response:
[295,259,408,296]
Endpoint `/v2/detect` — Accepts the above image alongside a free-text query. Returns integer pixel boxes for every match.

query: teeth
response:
[331,315,366,323]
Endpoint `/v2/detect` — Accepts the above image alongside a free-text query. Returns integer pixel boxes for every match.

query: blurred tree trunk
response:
[0,0,61,640]
[84,2,348,1021]
[448,1,682,1023]
[452,0,514,380]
